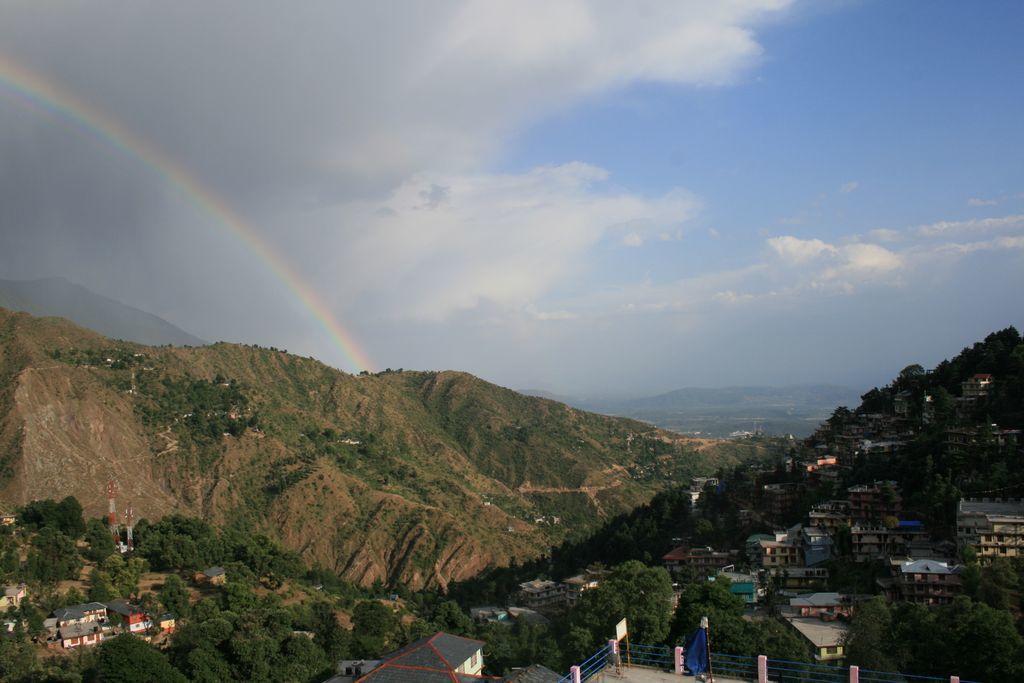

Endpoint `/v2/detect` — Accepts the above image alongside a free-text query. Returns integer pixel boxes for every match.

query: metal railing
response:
[557,642,981,683]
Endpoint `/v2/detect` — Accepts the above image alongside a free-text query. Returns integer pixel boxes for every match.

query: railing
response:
[557,643,981,683]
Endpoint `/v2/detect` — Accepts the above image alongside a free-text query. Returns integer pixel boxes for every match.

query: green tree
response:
[351,600,399,658]
[567,560,674,652]
[843,597,898,671]
[26,527,81,584]
[159,574,191,619]
[87,568,116,602]
[92,634,188,682]
[432,600,473,635]
[83,518,115,562]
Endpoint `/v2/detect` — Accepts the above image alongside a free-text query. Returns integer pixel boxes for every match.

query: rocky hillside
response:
[0,307,768,589]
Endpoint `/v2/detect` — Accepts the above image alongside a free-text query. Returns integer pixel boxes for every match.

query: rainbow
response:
[0,53,373,372]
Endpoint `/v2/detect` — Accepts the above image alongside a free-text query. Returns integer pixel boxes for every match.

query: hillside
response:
[0,277,206,346]
[0,307,768,590]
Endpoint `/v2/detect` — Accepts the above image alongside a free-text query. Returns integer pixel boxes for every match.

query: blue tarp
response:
[684,627,709,674]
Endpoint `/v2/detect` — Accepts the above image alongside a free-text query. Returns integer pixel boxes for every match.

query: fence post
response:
[757,654,767,683]
[849,665,859,683]
[950,678,959,683]
[674,646,684,674]
[570,665,581,683]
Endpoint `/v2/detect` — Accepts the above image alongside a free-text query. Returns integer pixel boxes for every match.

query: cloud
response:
[916,214,1024,237]
[767,236,837,263]
[840,181,859,194]
[967,197,998,207]
[304,163,698,321]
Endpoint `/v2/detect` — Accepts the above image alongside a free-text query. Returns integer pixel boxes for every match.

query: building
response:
[347,632,490,681]
[518,579,564,611]
[503,664,561,682]
[848,481,901,521]
[0,512,15,526]
[799,526,833,567]
[714,569,759,605]
[809,501,852,533]
[1,584,26,609]
[197,566,227,585]
[770,566,829,592]
[52,603,109,649]
[851,522,927,562]
[157,613,176,634]
[662,546,734,576]
[893,559,963,605]
[957,498,1024,559]
[762,483,801,519]
[756,539,801,569]
[561,569,605,608]
[105,600,152,635]
[687,477,719,507]
[962,373,993,398]
[893,391,912,417]
[470,606,510,625]
[786,618,848,663]
[788,593,857,619]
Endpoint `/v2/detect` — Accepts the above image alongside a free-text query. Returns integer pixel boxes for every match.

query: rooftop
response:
[900,559,960,575]
[790,592,844,608]
[358,632,488,681]
[959,498,1024,517]
[786,617,848,647]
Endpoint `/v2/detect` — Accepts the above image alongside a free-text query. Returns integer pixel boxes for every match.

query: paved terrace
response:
[595,666,745,682]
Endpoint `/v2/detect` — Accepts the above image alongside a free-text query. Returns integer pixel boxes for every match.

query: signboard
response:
[615,618,628,641]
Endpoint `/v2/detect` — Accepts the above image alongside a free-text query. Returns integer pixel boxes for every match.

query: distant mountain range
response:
[522,385,864,438]
[0,277,205,346]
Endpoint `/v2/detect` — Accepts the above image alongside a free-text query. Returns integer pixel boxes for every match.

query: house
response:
[961,373,993,399]
[0,512,15,526]
[756,538,801,569]
[687,477,719,508]
[341,632,494,681]
[662,546,734,576]
[52,603,109,649]
[713,569,759,605]
[788,593,858,619]
[786,617,848,663]
[197,566,227,585]
[893,559,963,605]
[851,522,927,562]
[503,664,562,682]
[561,570,604,608]
[470,606,510,624]
[157,613,176,634]
[517,579,564,611]
[957,498,1024,559]
[105,600,152,634]
[847,481,901,521]
[770,566,829,592]
[808,500,852,533]
[800,526,833,566]
[1,584,26,609]
[762,483,801,519]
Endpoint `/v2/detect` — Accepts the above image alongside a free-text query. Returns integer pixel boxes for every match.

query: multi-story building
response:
[561,569,606,608]
[757,539,801,569]
[800,526,833,566]
[893,559,963,605]
[958,498,1024,559]
[662,546,734,576]
[517,579,564,611]
[762,483,801,519]
[51,603,109,649]
[687,477,720,508]
[809,501,852,533]
[962,374,993,399]
[851,522,927,562]
[770,566,830,592]
[848,481,902,521]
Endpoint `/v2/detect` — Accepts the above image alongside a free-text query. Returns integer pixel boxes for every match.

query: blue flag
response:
[684,626,709,674]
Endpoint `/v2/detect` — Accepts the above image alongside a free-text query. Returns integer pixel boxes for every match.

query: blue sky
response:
[1,1,1022,396]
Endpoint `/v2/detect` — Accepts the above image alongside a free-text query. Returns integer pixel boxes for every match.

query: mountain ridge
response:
[0,276,206,347]
[0,306,769,589]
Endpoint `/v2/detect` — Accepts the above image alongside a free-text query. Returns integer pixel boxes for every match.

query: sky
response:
[0,1,1022,397]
